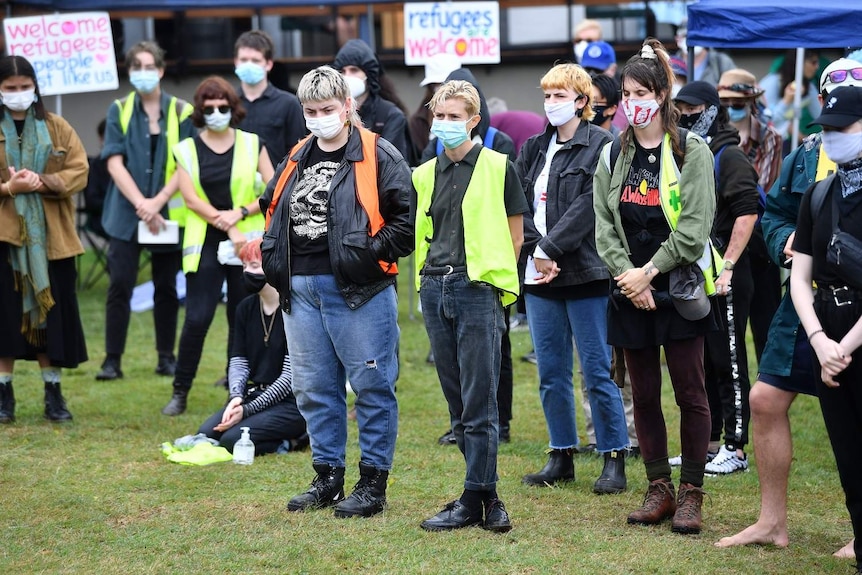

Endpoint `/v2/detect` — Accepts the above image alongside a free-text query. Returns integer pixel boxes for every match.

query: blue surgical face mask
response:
[430,118,472,149]
[129,70,160,94]
[204,109,232,132]
[727,106,749,123]
[235,62,266,85]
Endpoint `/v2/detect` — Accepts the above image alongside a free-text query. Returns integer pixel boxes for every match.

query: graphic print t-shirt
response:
[288,143,345,275]
[619,140,672,290]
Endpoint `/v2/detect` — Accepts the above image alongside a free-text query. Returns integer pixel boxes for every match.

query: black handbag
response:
[826,191,862,290]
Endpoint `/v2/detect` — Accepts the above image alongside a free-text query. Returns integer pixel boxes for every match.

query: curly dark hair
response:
[190,76,246,128]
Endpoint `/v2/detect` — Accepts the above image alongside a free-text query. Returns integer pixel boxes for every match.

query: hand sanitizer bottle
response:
[233,427,254,465]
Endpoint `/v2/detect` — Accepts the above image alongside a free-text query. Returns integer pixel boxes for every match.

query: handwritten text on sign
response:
[404,2,500,66]
[4,12,119,96]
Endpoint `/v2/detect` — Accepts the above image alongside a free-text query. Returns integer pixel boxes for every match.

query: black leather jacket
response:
[260,126,415,312]
[516,121,613,287]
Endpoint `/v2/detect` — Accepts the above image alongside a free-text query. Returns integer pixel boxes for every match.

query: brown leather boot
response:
[627,478,676,525]
[672,483,704,534]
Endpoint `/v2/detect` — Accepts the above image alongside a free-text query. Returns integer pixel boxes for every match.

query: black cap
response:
[674,80,721,109]
[809,85,862,129]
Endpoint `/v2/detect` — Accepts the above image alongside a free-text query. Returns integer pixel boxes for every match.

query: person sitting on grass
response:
[197,237,308,454]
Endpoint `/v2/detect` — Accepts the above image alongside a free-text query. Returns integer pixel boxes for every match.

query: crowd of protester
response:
[0,23,860,570]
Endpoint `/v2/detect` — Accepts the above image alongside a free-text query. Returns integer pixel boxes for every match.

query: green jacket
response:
[593,131,715,276]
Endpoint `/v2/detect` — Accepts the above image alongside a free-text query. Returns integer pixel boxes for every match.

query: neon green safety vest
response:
[603,132,721,295]
[172,130,265,273]
[413,147,520,307]
[115,92,193,226]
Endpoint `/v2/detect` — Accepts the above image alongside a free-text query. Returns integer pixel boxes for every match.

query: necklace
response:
[259,297,277,347]
[647,152,656,164]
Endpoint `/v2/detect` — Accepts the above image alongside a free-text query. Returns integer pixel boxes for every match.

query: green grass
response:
[0,252,854,574]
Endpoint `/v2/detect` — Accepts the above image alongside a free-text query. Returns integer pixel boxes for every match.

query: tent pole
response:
[792,48,804,149]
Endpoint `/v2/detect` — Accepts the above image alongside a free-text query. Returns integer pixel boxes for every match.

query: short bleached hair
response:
[427,79,481,118]
[540,63,595,121]
[297,65,362,126]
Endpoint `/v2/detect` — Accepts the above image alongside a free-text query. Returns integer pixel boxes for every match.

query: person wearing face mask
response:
[0,55,88,424]
[193,238,308,454]
[674,81,760,477]
[162,76,274,416]
[514,63,629,495]
[332,39,412,164]
[260,66,412,520]
[593,38,716,534]
[674,19,736,86]
[572,19,603,65]
[234,30,305,168]
[97,41,195,383]
[716,58,861,560]
[591,73,621,136]
[790,85,862,574]
[718,69,783,366]
[413,79,527,532]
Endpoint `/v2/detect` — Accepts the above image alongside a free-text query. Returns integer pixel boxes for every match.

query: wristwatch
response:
[240,206,249,220]
[723,259,735,271]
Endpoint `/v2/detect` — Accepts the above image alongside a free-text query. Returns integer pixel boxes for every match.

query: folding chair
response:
[76,155,111,290]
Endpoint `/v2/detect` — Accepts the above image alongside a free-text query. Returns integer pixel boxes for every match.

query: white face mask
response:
[2,88,36,112]
[574,40,589,63]
[344,75,366,100]
[822,129,862,165]
[306,111,346,140]
[204,109,232,132]
[544,99,578,127]
[623,98,661,129]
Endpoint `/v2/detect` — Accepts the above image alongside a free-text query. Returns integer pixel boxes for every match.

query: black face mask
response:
[591,105,609,125]
[243,272,267,293]
[678,111,702,130]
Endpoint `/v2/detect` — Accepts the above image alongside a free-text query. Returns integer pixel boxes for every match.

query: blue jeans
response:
[420,273,503,491]
[526,293,628,452]
[281,275,399,470]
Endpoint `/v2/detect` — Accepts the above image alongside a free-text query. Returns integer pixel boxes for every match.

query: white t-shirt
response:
[524,134,564,285]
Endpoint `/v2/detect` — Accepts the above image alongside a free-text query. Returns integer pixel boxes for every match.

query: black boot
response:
[0,381,15,423]
[593,450,627,494]
[522,448,575,486]
[155,353,176,377]
[96,356,123,381]
[288,463,345,511]
[334,462,389,518]
[44,381,73,422]
[161,388,188,416]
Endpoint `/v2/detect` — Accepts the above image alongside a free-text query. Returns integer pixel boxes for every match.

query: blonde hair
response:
[296,66,362,127]
[427,79,481,118]
[574,19,602,42]
[540,63,595,122]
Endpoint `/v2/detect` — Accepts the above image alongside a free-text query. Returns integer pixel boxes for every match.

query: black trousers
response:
[173,241,246,390]
[499,306,513,426]
[813,292,862,571]
[105,237,180,359]
[198,395,306,455]
[705,251,753,449]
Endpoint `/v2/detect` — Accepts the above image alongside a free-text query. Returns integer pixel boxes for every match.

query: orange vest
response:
[265,127,397,275]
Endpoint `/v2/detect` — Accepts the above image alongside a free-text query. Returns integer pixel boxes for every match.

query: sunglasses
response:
[203,105,230,115]
[720,99,750,110]
[717,83,758,96]
[827,68,862,83]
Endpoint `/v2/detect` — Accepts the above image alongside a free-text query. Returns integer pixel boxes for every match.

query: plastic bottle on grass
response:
[233,427,254,465]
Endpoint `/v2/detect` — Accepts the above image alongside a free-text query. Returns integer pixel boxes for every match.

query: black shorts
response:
[757,328,816,396]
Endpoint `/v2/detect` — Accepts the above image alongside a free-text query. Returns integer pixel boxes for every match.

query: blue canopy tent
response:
[8,0,402,8]
[685,0,862,143]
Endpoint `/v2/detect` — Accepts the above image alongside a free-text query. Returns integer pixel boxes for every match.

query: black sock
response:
[459,489,484,512]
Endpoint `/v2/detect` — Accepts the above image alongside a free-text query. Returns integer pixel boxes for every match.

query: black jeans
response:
[198,395,306,455]
[813,292,862,571]
[499,306,513,426]
[105,237,180,359]
[174,241,246,390]
[705,251,753,449]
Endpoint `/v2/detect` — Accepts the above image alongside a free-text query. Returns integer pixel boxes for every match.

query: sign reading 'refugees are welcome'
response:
[3,12,119,96]
[404,1,501,66]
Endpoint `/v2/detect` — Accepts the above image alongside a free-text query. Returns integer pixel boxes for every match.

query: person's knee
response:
[749,382,790,418]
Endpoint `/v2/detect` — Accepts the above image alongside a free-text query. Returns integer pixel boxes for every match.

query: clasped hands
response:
[615,266,656,311]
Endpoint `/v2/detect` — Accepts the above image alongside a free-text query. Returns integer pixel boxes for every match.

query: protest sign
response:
[404,1,500,66]
[4,12,119,96]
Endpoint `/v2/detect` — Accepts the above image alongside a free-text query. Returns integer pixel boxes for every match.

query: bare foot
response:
[715,522,789,548]
[833,539,855,559]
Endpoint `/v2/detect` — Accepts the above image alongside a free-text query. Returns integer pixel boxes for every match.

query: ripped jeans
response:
[282,274,399,470]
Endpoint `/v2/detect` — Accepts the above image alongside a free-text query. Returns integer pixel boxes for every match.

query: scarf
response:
[1,108,54,345]
[839,157,862,199]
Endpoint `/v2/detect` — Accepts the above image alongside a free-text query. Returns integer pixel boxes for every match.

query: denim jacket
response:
[758,134,821,378]
[517,121,612,287]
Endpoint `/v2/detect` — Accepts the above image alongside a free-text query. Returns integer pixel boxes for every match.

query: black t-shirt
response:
[231,294,286,387]
[793,177,862,286]
[619,138,671,291]
[288,143,345,275]
[195,136,233,210]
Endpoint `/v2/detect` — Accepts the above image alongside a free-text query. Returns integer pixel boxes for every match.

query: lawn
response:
[0,253,854,574]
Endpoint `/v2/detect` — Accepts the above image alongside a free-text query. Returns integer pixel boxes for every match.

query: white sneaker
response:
[704,445,748,475]
[669,455,682,466]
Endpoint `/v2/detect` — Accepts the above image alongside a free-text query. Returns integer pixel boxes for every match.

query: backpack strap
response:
[483,126,498,148]
[810,174,836,222]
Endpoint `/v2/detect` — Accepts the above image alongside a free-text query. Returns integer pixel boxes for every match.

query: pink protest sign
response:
[4,12,119,96]
[404,1,501,66]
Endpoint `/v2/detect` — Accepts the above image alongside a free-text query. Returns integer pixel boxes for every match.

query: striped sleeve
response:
[241,353,293,418]
[227,356,250,399]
